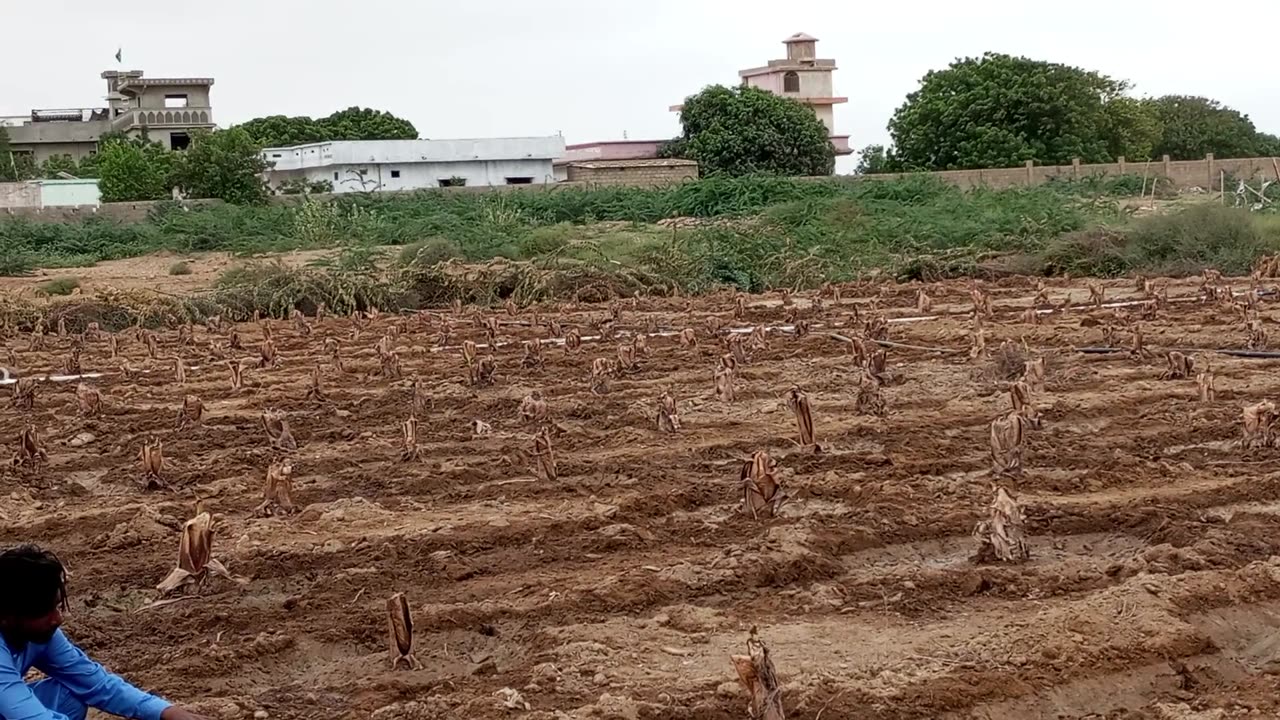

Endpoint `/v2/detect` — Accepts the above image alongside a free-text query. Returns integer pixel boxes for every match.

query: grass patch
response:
[168,261,193,275]
[40,276,81,296]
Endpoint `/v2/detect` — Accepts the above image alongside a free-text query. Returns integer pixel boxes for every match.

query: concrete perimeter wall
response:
[864,154,1280,191]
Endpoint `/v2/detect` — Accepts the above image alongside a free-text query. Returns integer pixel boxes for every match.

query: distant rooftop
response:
[783,32,819,43]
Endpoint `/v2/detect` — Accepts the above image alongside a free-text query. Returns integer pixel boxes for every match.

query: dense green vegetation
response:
[872,53,1279,171]
[1,176,1278,313]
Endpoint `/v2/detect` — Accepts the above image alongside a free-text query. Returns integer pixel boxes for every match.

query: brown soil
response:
[5,275,1280,719]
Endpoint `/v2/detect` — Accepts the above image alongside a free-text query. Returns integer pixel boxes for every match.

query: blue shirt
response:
[1,628,170,720]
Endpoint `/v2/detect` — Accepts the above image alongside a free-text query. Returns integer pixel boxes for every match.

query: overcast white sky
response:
[5,0,1278,172]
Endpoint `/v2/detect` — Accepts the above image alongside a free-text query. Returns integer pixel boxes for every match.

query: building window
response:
[783,71,800,93]
[390,170,401,179]
[169,132,191,151]
[164,94,189,109]
[438,178,466,187]
[333,172,339,181]
[271,153,282,158]
[505,177,534,185]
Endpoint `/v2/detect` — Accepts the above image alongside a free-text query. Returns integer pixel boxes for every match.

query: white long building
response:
[261,137,565,193]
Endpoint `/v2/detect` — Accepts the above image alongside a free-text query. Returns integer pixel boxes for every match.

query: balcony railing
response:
[111,107,214,132]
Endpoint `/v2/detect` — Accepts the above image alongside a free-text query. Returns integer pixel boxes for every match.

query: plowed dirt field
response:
[6,277,1280,720]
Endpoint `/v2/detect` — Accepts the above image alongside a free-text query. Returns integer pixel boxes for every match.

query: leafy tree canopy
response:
[96,136,175,202]
[666,85,834,177]
[888,53,1132,170]
[1147,95,1271,160]
[0,128,17,182]
[238,108,417,148]
[171,128,272,205]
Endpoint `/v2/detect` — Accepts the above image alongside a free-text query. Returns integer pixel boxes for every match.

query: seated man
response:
[0,545,209,720]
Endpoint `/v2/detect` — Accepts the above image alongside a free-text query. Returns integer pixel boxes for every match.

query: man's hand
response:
[161,706,214,720]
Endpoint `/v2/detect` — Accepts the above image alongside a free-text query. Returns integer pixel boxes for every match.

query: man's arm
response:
[1,645,69,720]
[34,628,171,720]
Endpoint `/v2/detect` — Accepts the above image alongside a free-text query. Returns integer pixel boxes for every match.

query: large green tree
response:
[888,53,1135,170]
[171,128,271,205]
[96,136,175,202]
[665,85,834,176]
[319,107,417,141]
[0,127,16,181]
[238,107,417,148]
[237,115,327,148]
[1146,96,1270,160]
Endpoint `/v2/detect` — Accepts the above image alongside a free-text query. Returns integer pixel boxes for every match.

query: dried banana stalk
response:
[1033,280,1050,306]
[228,329,242,350]
[1197,361,1216,403]
[412,377,430,417]
[139,437,164,488]
[259,339,278,368]
[678,328,697,347]
[645,315,658,335]
[990,412,1032,475]
[969,324,987,361]
[714,366,735,403]
[521,340,544,369]
[590,358,611,395]
[1022,357,1046,392]
[1087,282,1105,308]
[293,310,312,336]
[173,356,186,384]
[56,317,67,337]
[916,289,932,313]
[144,331,159,359]
[1008,380,1032,413]
[705,316,724,336]
[856,372,885,416]
[1248,318,1267,350]
[731,635,785,720]
[728,335,748,366]
[156,512,235,595]
[748,326,769,352]
[657,391,680,432]
[12,426,47,468]
[1160,351,1194,380]
[505,298,518,317]
[779,288,793,307]
[76,383,101,417]
[471,419,492,435]
[375,334,393,359]
[794,319,811,338]
[12,378,36,410]
[1020,307,1041,325]
[532,427,556,481]
[741,451,783,519]
[970,287,992,319]
[548,318,563,338]
[177,324,192,346]
[786,386,815,448]
[61,348,82,376]
[483,316,499,343]
[471,356,496,386]
[520,391,548,423]
[387,593,420,670]
[400,416,420,462]
[1243,400,1277,449]
[108,334,119,358]
[973,486,1031,563]
[564,328,582,354]
[306,364,326,402]
[315,303,326,323]
[172,395,203,429]
[256,460,296,516]
[380,351,403,379]
[864,315,888,341]
[632,334,650,358]
[461,340,478,369]
[260,319,273,342]
[719,353,737,373]
[262,409,298,451]
[1130,325,1151,359]
[865,348,888,380]
[734,294,746,320]
[227,359,250,390]
[616,342,638,372]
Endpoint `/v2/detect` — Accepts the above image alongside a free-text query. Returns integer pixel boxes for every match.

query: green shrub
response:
[168,261,193,275]
[398,238,463,266]
[40,277,81,296]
